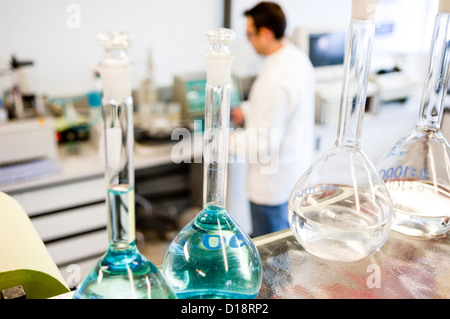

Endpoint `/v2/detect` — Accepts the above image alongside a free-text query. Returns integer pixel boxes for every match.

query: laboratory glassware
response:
[376,0,450,238]
[162,28,262,299]
[288,0,393,262]
[73,32,176,299]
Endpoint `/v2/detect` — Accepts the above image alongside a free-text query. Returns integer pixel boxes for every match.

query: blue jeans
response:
[250,201,289,237]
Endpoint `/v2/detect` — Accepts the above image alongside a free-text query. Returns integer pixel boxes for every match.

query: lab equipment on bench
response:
[173,72,242,129]
[376,0,450,238]
[0,117,60,186]
[162,28,262,299]
[288,0,393,262]
[72,31,176,299]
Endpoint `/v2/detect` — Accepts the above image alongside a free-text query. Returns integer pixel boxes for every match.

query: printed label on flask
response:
[379,165,428,180]
[291,184,336,201]
[201,234,245,250]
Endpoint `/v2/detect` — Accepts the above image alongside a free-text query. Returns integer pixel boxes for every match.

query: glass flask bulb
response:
[288,0,393,262]
[73,31,176,299]
[376,2,450,238]
[162,28,262,299]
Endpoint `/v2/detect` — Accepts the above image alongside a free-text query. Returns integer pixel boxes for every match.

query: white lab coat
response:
[233,42,315,205]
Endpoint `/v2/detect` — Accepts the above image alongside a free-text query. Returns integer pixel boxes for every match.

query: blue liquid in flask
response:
[72,242,176,299]
[73,185,176,299]
[162,204,262,299]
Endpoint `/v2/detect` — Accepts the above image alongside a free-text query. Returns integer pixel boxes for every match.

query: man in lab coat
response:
[231,1,315,237]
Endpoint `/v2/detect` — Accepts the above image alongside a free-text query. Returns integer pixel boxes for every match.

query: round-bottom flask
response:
[376,128,450,238]
[162,204,262,299]
[289,147,392,262]
[376,2,450,238]
[288,0,392,262]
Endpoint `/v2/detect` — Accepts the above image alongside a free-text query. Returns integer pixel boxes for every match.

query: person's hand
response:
[231,107,244,127]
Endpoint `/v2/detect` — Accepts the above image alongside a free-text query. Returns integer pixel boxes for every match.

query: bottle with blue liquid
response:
[162,28,262,299]
[72,32,176,299]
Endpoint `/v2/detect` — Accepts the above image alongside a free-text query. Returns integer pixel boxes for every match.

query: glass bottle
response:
[73,32,176,299]
[376,0,450,238]
[288,0,393,262]
[162,28,262,299]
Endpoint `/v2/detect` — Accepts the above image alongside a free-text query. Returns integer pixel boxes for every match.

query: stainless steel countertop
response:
[54,229,449,299]
[254,229,449,299]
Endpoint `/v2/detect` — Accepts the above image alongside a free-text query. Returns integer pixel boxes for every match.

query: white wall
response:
[0,0,438,98]
[0,0,223,96]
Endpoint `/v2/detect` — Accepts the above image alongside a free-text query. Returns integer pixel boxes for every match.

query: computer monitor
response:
[291,26,347,81]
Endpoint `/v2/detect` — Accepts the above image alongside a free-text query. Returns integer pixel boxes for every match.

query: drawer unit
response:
[8,176,108,288]
[31,203,107,242]
[11,177,105,217]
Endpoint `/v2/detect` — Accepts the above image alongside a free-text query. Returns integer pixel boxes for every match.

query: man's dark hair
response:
[244,2,286,40]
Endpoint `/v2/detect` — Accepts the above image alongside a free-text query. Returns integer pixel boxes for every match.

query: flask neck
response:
[203,83,231,208]
[417,12,450,131]
[97,32,136,250]
[336,19,375,148]
[203,28,234,209]
[102,97,136,249]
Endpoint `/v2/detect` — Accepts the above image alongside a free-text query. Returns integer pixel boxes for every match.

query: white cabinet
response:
[9,176,108,289]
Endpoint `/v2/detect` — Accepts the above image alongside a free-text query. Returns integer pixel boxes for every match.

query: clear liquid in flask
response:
[289,184,391,262]
[385,180,450,237]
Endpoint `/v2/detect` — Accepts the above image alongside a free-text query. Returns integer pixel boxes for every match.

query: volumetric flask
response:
[73,32,176,299]
[288,0,393,262]
[376,1,450,238]
[162,28,262,299]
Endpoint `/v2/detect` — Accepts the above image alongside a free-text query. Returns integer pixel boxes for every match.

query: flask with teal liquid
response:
[162,28,262,299]
[72,32,176,299]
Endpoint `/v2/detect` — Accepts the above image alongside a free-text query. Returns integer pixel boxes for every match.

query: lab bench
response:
[253,229,449,299]
[53,227,449,299]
